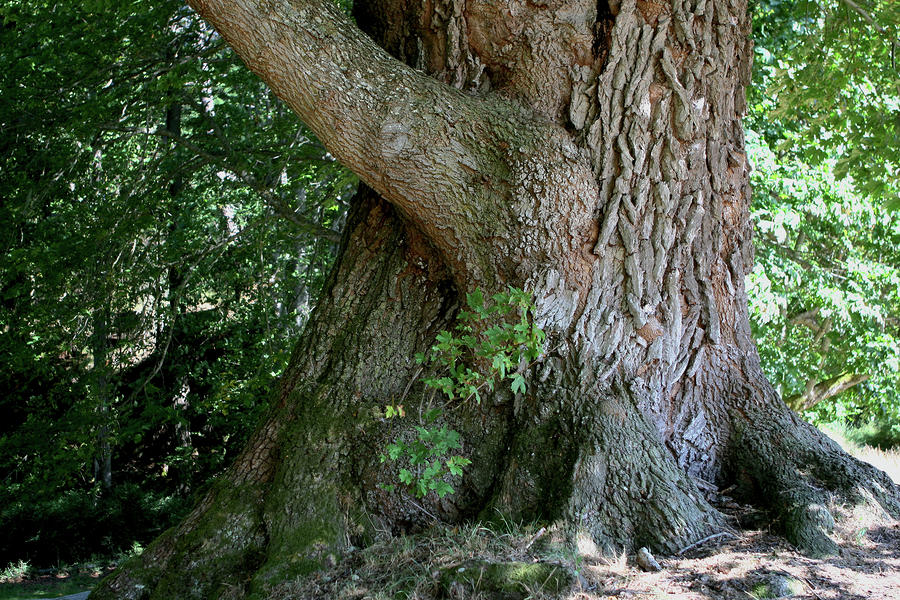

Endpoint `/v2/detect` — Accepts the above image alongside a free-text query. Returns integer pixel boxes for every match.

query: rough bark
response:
[93,0,900,598]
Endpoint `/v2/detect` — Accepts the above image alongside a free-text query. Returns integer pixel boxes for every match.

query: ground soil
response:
[274,501,900,600]
[4,506,898,599]
[573,524,900,599]
[0,569,105,599]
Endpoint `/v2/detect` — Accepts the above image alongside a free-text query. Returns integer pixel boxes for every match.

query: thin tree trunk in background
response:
[92,305,113,491]
[165,99,195,491]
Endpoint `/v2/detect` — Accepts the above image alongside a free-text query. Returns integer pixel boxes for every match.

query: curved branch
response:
[187,0,480,217]
[785,372,871,412]
[185,0,592,286]
[840,0,899,46]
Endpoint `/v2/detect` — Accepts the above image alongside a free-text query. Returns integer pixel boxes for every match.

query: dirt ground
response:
[274,500,900,600]
[572,524,900,599]
[5,508,898,600]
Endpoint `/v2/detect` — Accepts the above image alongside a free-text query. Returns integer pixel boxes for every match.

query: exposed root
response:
[730,409,900,557]
[91,479,268,600]
[563,392,728,555]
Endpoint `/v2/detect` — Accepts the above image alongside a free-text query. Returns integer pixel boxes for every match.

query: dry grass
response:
[851,445,900,483]
[821,424,900,484]
[269,519,572,600]
[267,505,900,600]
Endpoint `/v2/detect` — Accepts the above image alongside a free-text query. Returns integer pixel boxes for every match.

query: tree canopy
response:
[1,0,352,564]
[746,0,900,428]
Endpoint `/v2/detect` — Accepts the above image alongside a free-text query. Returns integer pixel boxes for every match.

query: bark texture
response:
[93,0,900,598]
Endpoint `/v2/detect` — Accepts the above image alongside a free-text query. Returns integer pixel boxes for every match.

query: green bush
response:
[0,484,190,568]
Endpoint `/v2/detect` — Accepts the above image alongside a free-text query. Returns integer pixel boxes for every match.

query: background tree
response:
[747,134,900,419]
[745,0,900,432]
[2,0,899,594]
[0,0,351,566]
[750,0,899,205]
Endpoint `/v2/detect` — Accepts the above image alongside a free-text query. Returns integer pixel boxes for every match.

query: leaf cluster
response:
[417,288,545,404]
[750,0,900,207]
[381,288,545,499]
[380,407,471,499]
[746,130,900,424]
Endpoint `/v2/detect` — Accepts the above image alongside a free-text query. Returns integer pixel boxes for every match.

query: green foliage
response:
[0,562,29,583]
[0,483,189,567]
[746,0,900,427]
[418,287,545,403]
[749,0,900,207]
[746,129,900,424]
[381,288,544,498]
[828,419,900,450]
[0,0,352,566]
[380,406,471,499]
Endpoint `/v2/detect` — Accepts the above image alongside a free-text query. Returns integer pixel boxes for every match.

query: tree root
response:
[489,387,729,555]
[729,409,900,557]
[91,478,268,600]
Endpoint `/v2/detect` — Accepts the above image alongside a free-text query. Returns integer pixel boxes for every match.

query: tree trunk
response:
[92,305,113,491]
[94,0,900,598]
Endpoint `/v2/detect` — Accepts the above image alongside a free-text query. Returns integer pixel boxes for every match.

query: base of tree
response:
[727,406,900,557]
[90,198,900,600]
[99,500,900,600]
[92,435,899,600]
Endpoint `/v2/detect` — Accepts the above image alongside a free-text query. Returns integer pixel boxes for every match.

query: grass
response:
[0,555,123,600]
[820,422,900,484]
[0,422,894,600]
[0,573,97,600]
[268,516,574,600]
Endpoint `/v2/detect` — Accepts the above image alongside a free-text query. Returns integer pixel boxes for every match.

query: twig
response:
[676,531,738,555]
[400,365,424,403]
[840,0,896,43]
[522,527,547,552]
[406,497,439,523]
[801,576,825,600]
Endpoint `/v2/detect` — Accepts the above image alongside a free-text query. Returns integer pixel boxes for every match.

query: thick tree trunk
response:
[94,0,899,598]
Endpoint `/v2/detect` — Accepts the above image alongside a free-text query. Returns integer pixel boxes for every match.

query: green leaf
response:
[511,374,526,395]
[466,288,484,311]
[386,443,403,460]
[432,481,454,497]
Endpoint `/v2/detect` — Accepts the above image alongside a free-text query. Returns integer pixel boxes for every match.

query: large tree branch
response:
[184,0,485,228]
[840,0,899,46]
[785,372,871,412]
[185,0,595,286]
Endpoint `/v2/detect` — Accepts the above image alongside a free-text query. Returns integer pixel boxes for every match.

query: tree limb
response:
[840,0,898,46]
[785,372,871,412]
[185,0,592,285]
